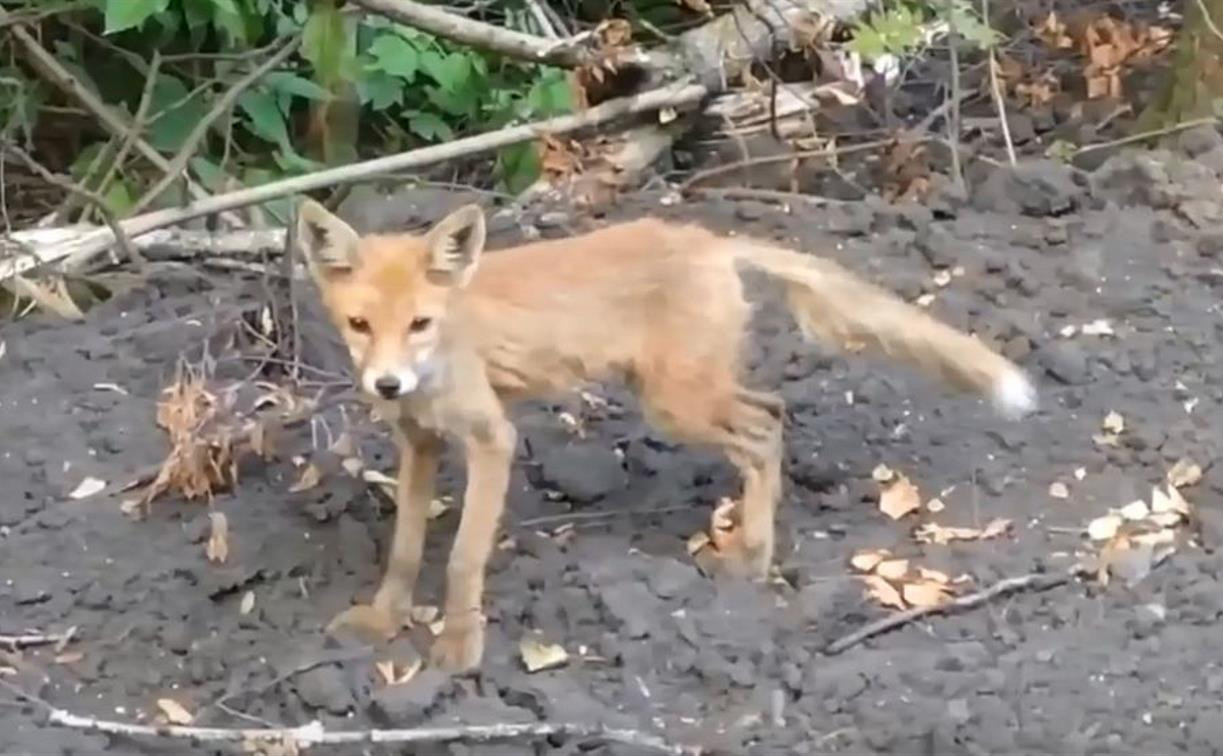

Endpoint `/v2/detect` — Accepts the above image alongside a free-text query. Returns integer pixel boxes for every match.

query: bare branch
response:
[130,36,302,216]
[351,0,593,67]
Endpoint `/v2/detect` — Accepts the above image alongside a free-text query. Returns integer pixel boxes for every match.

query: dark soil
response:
[5,128,1223,756]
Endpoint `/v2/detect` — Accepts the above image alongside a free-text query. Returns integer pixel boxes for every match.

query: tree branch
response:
[351,0,593,67]
[2,82,708,280]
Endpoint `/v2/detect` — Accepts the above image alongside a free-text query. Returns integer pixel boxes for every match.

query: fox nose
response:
[373,375,401,399]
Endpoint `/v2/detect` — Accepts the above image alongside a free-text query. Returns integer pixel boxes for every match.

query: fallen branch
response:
[352,0,593,68]
[824,564,1091,655]
[3,227,287,265]
[1,82,708,281]
[0,627,76,650]
[0,678,698,756]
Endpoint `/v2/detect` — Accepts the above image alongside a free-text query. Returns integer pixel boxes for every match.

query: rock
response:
[1177,124,1223,158]
[972,160,1081,217]
[369,669,449,725]
[598,582,660,639]
[1036,342,1089,385]
[646,558,702,599]
[536,444,626,503]
[294,664,354,715]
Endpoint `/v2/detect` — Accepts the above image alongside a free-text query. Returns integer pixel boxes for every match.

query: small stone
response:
[536,445,626,503]
[295,664,354,715]
[369,669,448,725]
[1037,342,1089,385]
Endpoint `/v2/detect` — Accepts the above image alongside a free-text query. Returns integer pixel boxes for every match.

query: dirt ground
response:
[5,128,1223,756]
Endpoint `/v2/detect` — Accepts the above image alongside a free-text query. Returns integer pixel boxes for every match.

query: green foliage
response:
[850,0,1000,64]
[6,0,577,211]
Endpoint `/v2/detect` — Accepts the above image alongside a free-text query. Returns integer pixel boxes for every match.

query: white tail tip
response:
[992,368,1037,419]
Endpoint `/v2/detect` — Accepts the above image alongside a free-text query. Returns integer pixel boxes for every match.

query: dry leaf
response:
[926,497,946,513]
[1167,458,1203,488]
[409,605,439,626]
[205,511,229,564]
[1151,485,1191,516]
[1132,528,1177,546]
[1074,467,1087,481]
[1148,511,1183,528]
[289,464,321,493]
[871,464,895,483]
[362,470,396,487]
[861,575,905,610]
[686,530,711,555]
[1081,319,1115,336]
[1087,513,1123,541]
[156,697,194,725]
[1049,482,1070,499]
[375,659,396,685]
[1101,411,1125,435]
[376,657,421,686]
[913,518,1011,545]
[341,457,364,477]
[902,580,952,608]
[850,549,888,573]
[1120,500,1151,521]
[879,475,921,520]
[875,558,910,581]
[239,590,255,615]
[428,498,450,520]
[53,651,84,665]
[933,270,952,287]
[69,477,107,500]
[917,567,951,584]
[519,633,569,673]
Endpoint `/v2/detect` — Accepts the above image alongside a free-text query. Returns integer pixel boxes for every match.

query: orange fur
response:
[296,201,1036,671]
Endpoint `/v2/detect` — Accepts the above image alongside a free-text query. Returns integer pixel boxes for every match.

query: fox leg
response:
[327,426,442,641]
[641,369,785,578]
[430,416,516,672]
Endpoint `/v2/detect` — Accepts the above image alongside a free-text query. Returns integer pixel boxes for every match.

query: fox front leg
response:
[430,419,516,672]
[327,426,443,641]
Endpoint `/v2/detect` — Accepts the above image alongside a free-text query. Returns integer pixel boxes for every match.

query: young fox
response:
[296,199,1036,671]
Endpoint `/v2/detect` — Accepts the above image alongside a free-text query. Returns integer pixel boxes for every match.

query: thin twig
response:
[129,36,302,216]
[0,677,697,755]
[982,0,1016,166]
[517,504,703,529]
[1196,0,1223,44]
[824,564,1090,655]
[680,138,903,190]
[3,143,146,274]
[0,628,76,650]
[685,186,851,206]
[944,0,965,191]
[1072,116,1218,157]
[0,8,212,206]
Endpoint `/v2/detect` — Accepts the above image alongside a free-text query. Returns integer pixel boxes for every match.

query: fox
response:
[295,198,1037,671]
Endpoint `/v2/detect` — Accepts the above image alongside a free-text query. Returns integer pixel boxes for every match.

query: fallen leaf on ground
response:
[205,511,229,564]
[1087,513,1123,541]
[1081,319,1115,336]
[926,497,945,513]
[850,549,889,572]
[902,580,952,608]
[1102,411,1125,435]
[861,575,905,610]
[1167,458,1203,488]
[341,457,364,477]
[1049,482,1070,499]
[918,567,951,584]
[913,518,1012,545]
[879,475,921,520]
[69,477,107,500]
[289,464,321,493]
[53,651,84,665]
[520,633,569,673]
[1119,500,1150,521]
[376,657,421,686]
[871,464,895,483]
[875,558,910,581]
[239,590,255,615]
[1151,485,1191,516]
[156,697,194,725]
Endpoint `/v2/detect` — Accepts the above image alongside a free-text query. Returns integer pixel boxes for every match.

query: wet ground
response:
[4,128,1223,755]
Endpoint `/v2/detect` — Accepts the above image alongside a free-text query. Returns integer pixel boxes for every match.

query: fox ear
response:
[296,199,359,280]
[423,204,486,287]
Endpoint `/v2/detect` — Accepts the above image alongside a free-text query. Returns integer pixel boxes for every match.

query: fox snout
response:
[362,367,421,400]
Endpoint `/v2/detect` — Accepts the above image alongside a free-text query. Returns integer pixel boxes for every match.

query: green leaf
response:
[407,111,453,142]
[367,33,419,81]
[189,156,229,191]
[238,88,290,147]
[101,178,135,215]
[356,69,404,111]
[104,0,170,34]
[265,72,331,101]
[207,0,248,43]
[146,74,210,152]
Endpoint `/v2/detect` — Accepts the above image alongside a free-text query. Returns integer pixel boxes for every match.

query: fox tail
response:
[730,239,1036,419]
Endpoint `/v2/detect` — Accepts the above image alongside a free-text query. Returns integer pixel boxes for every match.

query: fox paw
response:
[326,603,399,643]
[430,622,484,672]
[700,536,773,581]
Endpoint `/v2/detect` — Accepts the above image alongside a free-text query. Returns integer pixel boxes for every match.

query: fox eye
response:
[348,316,370,334]
[409,316,432,333]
